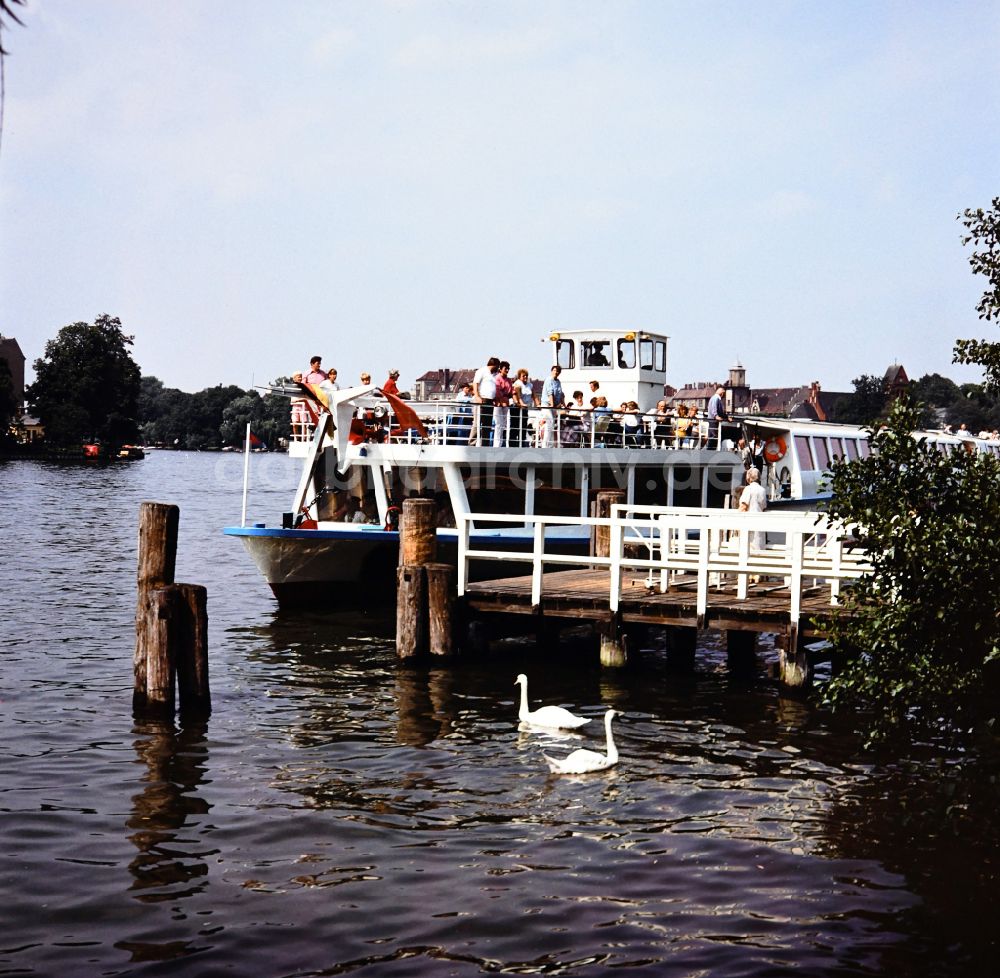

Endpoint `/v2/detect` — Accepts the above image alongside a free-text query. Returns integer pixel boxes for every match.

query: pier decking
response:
[465,566,843,637]
[453,501,871,686]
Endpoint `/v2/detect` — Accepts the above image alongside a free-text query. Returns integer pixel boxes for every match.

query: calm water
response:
[1,452,997,976]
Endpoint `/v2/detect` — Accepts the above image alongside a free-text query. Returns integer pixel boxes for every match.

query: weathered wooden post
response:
[425,563,455,658]
[134,503,179,715]
[175,583,210,716]
[598,614,628,668]
[666,625,697,672]
[399,498,437,565]
[593,489,626,559]
[134,503,210,720]
[777,627,812,689]
[396,499,452,660]
[726,629,758,677]
[143,586,179,719]
[396,564,428,658]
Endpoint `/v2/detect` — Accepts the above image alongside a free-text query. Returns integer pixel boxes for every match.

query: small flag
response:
[249,431,264,448]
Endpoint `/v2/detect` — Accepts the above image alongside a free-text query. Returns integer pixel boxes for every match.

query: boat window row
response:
[555,337,666,372]
[793,433,871,473]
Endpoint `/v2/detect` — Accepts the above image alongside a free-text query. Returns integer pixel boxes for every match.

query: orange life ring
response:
[763,436,787,464]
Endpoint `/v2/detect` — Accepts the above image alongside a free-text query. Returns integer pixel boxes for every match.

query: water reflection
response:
[121,721,213,962]
[394,667,456,746]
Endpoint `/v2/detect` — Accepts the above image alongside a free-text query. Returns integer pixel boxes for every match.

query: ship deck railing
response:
[289,397,742,453]
[457,504,872,629]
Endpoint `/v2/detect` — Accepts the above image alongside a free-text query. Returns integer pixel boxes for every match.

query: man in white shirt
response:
[739,467,767,569]
[470,357,500,446]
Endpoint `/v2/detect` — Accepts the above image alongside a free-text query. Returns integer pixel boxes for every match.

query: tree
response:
[27,315,141,448]
[820,397,1000,746]
[219,393,265,447]
[830,373,888,426]
[953,198,1000,390]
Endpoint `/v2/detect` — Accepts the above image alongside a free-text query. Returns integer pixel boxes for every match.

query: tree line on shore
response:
[1,314,291,451]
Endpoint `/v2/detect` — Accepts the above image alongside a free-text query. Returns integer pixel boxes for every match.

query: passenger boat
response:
[225,329,1000,606]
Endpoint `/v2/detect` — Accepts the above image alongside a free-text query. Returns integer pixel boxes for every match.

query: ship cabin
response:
[550,329,669,414]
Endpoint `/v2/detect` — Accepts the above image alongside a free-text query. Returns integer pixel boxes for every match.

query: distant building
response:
[414,368,477,401]
[0,335,26,413]
[667,362,855,421]
[884,363,909,400]
[414,367,543,404]
[19,414,44,443]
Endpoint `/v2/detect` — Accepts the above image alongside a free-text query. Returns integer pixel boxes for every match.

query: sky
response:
[1,0,998,395]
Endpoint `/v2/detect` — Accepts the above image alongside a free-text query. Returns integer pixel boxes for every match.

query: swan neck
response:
[518,680,529,721]
[605,713,618,761]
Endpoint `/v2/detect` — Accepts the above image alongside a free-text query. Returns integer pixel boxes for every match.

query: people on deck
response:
[540,366,564,447]
[383,369,400,396]
[707,386,728,448]
[290,372,311,436]
[674,404,693,448]
[360,372,372,386]
[470,356,500,446]
[320,368,341,397]
[511,368,532,448]
[493,361,513,447]
[305,356,327,385]
[623,401,643,447]
[653,400,672,447]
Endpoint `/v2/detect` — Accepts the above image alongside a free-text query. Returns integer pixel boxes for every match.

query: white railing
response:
[288,397,736,451]
[457,504,871,629]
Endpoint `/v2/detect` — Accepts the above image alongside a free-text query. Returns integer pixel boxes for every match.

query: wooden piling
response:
[666,625,697,672]
[133,502,210,720]
[399,498,437,566]
[175,583,211,717]
[598,614,628,668]
[425,563,455,658]
[726,629,758,677]
[134,503,179,715]
[143,586,179,719]
[777,628,812,689]
[396,565,428,658]
[593,489,626,559]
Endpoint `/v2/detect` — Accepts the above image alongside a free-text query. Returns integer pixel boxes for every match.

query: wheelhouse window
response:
[858,439,871,458]
[654,340,666,372]
[580,340,611,367]
[639,339,654,371]
[617,338,636,369]
[829,436,844,462]
[844,439,858,461]
[555,339,575,370]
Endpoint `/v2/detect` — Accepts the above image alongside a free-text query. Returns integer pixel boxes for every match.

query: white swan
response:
[514,674,590,730]
[544,709,619,774]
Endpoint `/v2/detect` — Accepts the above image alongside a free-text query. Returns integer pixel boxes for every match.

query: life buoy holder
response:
[763,436,787,464]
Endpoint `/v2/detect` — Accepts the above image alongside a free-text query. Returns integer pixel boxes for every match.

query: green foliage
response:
[831,373,889,426]
[953,197,1000,390]
[138,376,291,449]
[26,315,141,448]
[821,397,1000,746]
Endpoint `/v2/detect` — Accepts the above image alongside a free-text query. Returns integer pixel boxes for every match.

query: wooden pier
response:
[453,497,871,687]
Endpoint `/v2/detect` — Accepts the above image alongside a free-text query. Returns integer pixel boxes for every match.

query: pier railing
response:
[457,504,871,629]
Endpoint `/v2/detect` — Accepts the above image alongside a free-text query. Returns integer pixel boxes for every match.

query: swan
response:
[544,709,620,774]
[514,674,590,730]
